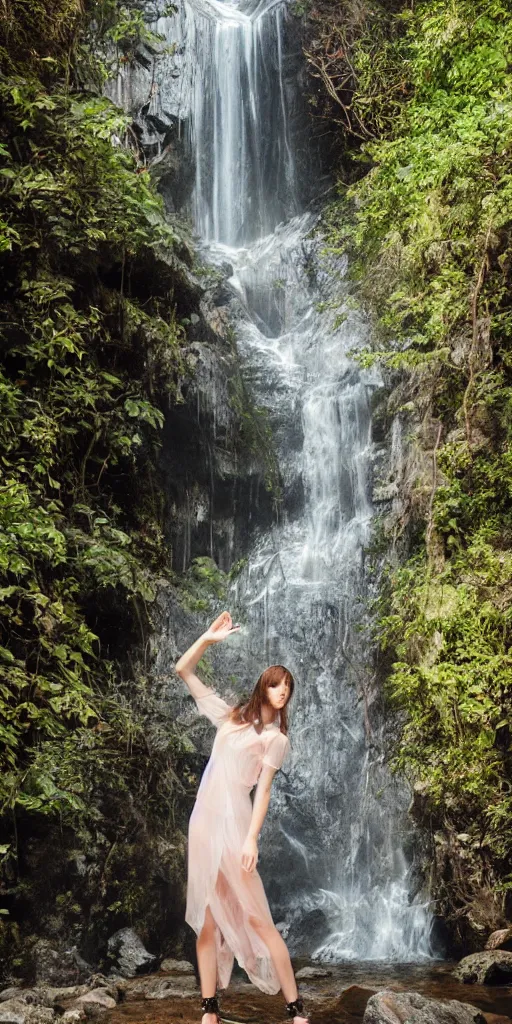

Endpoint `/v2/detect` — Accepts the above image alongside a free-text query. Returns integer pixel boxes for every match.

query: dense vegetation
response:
[310,0,512,939]
[0,0,223,974]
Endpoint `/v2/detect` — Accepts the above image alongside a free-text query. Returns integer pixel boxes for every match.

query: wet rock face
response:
[454,952,512,986]
[133,244,276,575]
[363,990,486,1024]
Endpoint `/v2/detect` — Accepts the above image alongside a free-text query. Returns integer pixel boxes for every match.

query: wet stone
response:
[0,994,25,1006]
[485,932,512,954]
[40,986,91,1009]
[0,1001,55,1024]
[106,930,156,980]
[31,941,88,987]
[295,966,333,980]
[454,953,512,986]
[74,991,117,1017]
[0,1003,26,1024]
[123,976,197,1000]
[336,985,377,1021]
[159,959,195,975]
[363,990,486,1024]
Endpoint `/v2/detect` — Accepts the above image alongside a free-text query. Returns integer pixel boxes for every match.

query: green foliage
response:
[179,556,229,613]
[0,0,188,834]
[377,534,512,859]
[304,0,410,142]
[178,555,248,613]
[314,0,512,898]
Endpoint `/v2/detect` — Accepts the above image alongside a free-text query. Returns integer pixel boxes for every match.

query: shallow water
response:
[105,960,512,1024]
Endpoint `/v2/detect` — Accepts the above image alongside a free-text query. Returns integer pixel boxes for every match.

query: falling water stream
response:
[112,0,433,961]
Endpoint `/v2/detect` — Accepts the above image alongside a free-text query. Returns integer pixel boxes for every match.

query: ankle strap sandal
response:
[202,995,220,1021]
[286,997,311,1022]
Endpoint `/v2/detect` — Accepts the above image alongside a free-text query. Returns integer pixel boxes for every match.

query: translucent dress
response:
[185,688,290,994]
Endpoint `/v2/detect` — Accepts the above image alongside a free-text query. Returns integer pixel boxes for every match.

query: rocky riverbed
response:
[3,958,512,1024]
[102,960,512,1024]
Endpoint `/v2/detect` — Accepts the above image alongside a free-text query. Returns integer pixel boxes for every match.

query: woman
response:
[175,610,310,1024]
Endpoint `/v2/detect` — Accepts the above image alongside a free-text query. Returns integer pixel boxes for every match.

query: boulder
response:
[363,990,486,1024]
[0,1001,55,1024]
[295,966,332,980]
[0,1002,26,1024]
[485,930,512,953]
[61,1013,86,1023]
[75,990,117,1012]
[0,994,43,1009]
[336,985,376,1019]
[38,986,91,1010]
[106,928,156,978]
[0,994,25,1007]
[454,951,512,985]
[123,976,197,1000]
[159,958,194,975]
[29,941,93,988]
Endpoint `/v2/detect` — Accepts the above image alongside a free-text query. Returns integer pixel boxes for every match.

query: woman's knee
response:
[248,914,278,940]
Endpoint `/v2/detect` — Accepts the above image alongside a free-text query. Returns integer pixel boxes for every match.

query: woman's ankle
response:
[285,996,309,1022]
[201,994,220,1021]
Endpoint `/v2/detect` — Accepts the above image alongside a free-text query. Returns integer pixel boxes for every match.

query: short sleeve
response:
[262,731,290,771]
[194,689,232,728]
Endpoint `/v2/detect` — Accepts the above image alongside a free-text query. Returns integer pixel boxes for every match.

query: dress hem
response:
[185,883,281,996]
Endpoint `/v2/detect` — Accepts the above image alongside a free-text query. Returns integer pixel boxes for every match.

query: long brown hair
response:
[230,665,294,735]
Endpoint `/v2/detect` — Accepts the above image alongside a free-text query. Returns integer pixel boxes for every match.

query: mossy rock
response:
[454,951,512,985]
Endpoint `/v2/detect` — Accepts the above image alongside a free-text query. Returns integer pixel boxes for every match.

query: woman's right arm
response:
[174,611,240,700]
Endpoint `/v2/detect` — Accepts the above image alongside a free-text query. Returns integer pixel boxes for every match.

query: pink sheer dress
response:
[185,688,290,994]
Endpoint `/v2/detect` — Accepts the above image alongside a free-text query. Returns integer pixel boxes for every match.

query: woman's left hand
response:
[241,835,258,873]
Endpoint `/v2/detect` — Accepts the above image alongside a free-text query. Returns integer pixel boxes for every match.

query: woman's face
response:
[266,673,291,710]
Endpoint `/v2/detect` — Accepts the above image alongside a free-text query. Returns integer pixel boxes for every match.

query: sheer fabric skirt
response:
[185,778,281,994]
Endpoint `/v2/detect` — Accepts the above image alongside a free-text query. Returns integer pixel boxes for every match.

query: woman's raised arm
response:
[174,611,240,700]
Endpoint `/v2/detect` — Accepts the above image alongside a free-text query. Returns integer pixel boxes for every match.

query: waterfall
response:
[112,0,434,961]
[225,220,433,961]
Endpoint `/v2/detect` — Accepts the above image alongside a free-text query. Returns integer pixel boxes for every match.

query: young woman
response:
[175,610,310,1024]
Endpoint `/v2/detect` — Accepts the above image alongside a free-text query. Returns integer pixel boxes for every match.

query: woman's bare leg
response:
[248,916,308,1022]
[197,906,219,1022]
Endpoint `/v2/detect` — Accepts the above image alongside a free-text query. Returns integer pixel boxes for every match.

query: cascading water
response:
[112,0,434,960]
[224,221,433,960]
[111,0,303,244]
